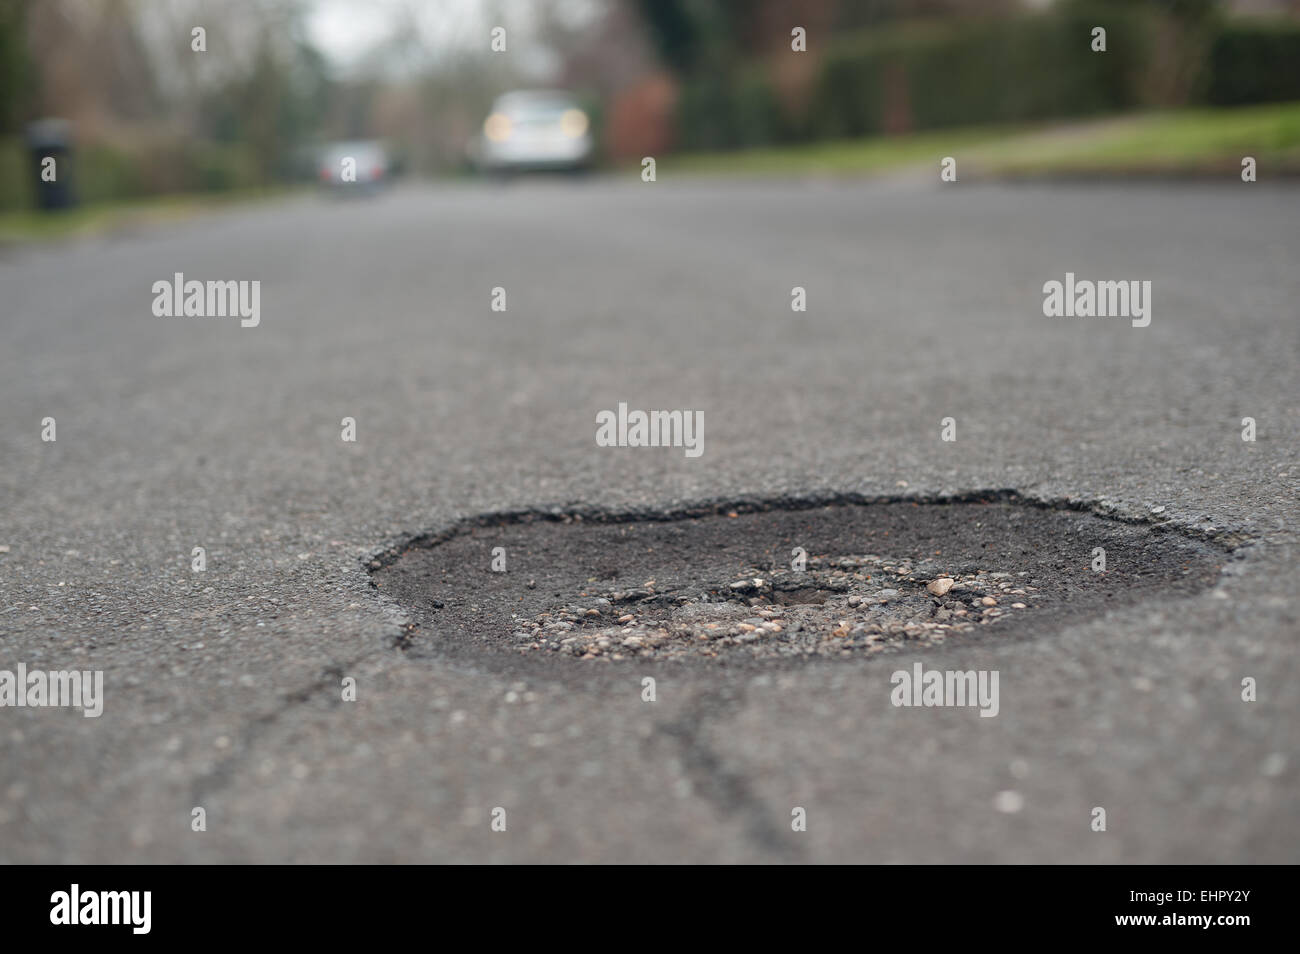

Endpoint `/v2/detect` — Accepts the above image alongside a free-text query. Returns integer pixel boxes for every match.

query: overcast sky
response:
[304,0,602,74]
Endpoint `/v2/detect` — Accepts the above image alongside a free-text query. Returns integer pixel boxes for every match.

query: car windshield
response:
[323,143,384,164]
[497,94,574,119]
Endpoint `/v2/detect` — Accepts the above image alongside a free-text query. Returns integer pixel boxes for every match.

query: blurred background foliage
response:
[0,0,1298,213]
[659,0,1300,150]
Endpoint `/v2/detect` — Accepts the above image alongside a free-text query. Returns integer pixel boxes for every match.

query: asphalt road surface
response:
[1,178,1296,863]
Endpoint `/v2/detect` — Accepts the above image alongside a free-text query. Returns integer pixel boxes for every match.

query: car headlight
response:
[560,109,588,138]
[484,113,512,143]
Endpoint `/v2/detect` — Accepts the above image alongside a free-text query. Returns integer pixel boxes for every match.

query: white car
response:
[318,141,389,191]
[475,91,593,174]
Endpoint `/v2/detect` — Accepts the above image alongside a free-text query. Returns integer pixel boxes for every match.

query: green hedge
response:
[678,68,785,150]
[888,12,1150,130]
[1205,22,1300,106]
[0,139,24,211]
[675,8,1300,152]
[0,137,265,212]
[677,11,1156,150]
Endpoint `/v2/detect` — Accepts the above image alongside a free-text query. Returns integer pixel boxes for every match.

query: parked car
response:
[317,140,390,191]
[474,91,593,174]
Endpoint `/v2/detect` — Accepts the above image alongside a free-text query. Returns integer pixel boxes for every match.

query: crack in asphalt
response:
[654,685,801,861]
[188,650,375,806]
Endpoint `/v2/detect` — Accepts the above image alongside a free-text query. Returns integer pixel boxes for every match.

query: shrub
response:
[1204,21,1300,106]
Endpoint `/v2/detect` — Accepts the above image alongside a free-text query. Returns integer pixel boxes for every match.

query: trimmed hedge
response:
[886,12,1151,130]
[0,137,265,212]
[675,8,1300,152]
[0,138,24,212]
[1205,21,1300,106]
[678,68,785,150]
[678,11,1156,150]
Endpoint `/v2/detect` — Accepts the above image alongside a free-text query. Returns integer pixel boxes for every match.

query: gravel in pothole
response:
[511,554,1029,661]
[371,500,1228,667]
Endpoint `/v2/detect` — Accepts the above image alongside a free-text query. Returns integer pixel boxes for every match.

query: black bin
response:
[25,118,77,211]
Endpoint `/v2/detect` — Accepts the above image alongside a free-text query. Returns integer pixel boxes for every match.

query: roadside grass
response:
[0,186,299,244]
[670,101,1300,179]
[670,125,1011,176]
[967,101,1300,176]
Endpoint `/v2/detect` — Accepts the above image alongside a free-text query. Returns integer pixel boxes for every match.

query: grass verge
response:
[669,101,1300,179]
[0,186,298,245]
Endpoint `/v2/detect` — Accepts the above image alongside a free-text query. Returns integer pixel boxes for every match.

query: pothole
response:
[371,496,1228,666]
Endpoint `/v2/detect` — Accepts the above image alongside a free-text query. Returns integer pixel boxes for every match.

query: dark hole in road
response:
[371,496,1227,666]
[771,587,833,606]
